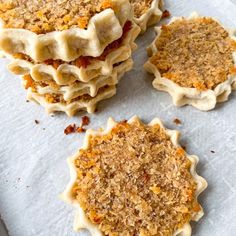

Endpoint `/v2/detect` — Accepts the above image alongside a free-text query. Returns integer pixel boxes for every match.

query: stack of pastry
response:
[0,0,140,116]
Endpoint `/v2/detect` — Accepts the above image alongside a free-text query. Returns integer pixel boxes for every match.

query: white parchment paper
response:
[1,0,236,235]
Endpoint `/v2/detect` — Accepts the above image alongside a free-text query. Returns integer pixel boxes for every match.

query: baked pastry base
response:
[62,116,207,235]
[0,0,132,62]
[144,13,236,111]
[25,59,132,116]
[7,23,140,85]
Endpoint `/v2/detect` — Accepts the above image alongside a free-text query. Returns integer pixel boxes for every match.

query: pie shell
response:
[61,116,207,235]
[27,85,116,116]
[144,13,236,111]
[0,0,132,62]
[133,0,164,33]
[33,59,133,102]
[26,59,132,116]
[7,23,140,85]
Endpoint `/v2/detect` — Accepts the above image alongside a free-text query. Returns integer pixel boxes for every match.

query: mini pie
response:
[25,59,133,116]
[30,59,133,102]
[0,0,132,62]
[62,116,207,235]
[144,13,236,111]
[131,0,164,33]
[7,22,140,85]
[0,1,141,116]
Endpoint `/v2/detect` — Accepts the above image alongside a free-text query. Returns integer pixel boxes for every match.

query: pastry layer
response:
[132,0,164,33]
[24,59,133,102]
[145,13,236,111]
[62,116,207,236]
[27,85,116,116]
[25,58,131,116]
[8,22,140,85]
[0,0,132,62]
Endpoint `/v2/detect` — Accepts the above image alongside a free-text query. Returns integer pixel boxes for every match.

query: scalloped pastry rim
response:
[0,0,132,62]
[61,115,208,236]
[144,12,236,111]
[27,85,116,116]
[33,59,133,101]
[7,23,140,85]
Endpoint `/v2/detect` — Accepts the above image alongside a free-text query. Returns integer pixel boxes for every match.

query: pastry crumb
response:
[81,116,90,127]
[34,120,39,124]
[173,118,182,125]
[161,10,171,19]
[64,124,76,135]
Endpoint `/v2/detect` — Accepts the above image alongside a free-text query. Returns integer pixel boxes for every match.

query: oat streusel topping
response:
[0,0,114,33]
[72,120,200,235]
[150,17,236,91]
[131,0,153,18]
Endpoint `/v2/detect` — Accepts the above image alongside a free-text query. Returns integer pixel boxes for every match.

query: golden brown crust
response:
[0,0,115,33]
[149,17,236,91]
[71,119,202,235]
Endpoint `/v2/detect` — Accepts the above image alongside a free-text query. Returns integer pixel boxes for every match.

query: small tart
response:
[23,59,133,102]
[0,0,132,62]
[62,116,207,235]
[25,59,131,116]
[7,22,140,85]
[27,85,116,116]
[144,13,236,111]
[131,0,164,33]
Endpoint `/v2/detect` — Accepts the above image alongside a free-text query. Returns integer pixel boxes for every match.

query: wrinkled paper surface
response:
[0,0,236,235]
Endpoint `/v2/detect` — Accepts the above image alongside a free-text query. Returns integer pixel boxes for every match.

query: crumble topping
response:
[131,0,153,18]
[0,0,114,33]
[64,116,90,135]
[72,120,200,235]
[161,10,170,19]
[150,17,236,91]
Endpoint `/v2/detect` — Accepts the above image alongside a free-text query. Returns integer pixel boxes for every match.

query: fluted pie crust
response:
[144,13,236,111]
[0,0,132,62]
[7,23,140,85]
[62,116,207,235]
[25,59,132,116]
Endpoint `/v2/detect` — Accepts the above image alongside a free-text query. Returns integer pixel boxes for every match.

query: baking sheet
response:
[0,0,236,235]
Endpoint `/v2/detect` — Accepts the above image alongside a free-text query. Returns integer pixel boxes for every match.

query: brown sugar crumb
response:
[64,124,77,135]
[150,17,236,90]
[23,75,35,90]
[72,119,199,235]
[76,127,86,133]
[34,120,39,125]
[173,118,182,125]
[131,0,153,18]
[0,0,115,34]
[82,116,90,126]
[64,116,90,135]
[161,10,171,19]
